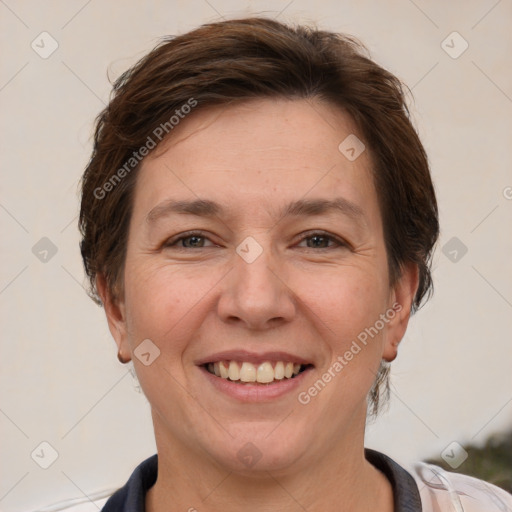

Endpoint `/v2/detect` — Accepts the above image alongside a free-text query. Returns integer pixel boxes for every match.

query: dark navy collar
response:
[365,448,422,511]
[102,449,422,511]
[102,454,157,512]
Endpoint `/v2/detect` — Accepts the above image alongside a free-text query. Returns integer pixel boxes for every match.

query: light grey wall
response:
[1,1,511,511]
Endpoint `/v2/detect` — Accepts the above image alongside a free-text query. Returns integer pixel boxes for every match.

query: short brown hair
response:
[79,16,439,414]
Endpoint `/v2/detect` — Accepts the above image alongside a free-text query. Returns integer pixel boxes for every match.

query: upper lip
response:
[194,350,314,367]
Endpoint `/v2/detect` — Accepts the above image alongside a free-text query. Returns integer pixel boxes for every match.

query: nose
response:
[216,239,296,331]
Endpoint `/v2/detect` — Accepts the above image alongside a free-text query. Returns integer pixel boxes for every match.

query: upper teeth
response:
[207,361,303,383]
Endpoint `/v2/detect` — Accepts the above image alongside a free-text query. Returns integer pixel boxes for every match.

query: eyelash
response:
[163,230,348,250]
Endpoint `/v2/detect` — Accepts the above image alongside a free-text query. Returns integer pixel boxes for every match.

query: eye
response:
[163,231,216,249]
[163,230,348,251]
[296,231,347,250]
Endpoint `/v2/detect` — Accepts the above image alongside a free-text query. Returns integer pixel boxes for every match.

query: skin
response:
[98,98,418,512]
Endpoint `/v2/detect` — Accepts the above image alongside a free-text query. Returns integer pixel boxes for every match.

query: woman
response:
[79,16,511,512]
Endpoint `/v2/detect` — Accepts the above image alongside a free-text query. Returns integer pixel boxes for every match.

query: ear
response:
[382,263,419,362]
[96,274,131,364]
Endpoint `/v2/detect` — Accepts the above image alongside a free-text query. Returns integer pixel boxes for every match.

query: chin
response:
[202,421,312,474]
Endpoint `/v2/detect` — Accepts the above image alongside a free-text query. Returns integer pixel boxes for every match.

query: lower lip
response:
[199,366,313,402]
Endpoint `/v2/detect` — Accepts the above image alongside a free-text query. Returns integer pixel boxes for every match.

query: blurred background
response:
[1,1,511,510]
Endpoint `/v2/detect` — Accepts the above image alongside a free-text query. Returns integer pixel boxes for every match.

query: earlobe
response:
[382,263,419,362]
[96,274,132,364]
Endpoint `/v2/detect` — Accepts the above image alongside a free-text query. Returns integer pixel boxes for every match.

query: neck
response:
[146,411,393,512]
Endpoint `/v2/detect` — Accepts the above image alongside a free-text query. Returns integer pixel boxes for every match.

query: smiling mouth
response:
[203,360,312,384]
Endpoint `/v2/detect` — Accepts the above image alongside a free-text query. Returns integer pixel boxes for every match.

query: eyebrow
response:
[146,197,365,225]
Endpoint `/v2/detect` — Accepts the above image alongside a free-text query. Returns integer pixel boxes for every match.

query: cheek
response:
[303,266,390,389]
[123,258,223,352]
[301,266,390,339]
[122,264,194,402]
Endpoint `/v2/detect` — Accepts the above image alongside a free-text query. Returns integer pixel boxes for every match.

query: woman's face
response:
[101,98,417,474]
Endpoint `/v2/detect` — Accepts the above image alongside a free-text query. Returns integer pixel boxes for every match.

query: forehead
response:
[133,98,379,225]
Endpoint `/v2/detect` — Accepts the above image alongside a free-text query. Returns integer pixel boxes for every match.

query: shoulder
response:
[408,460,512,511]
[30,493,112,512]
[33,455,158,512]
